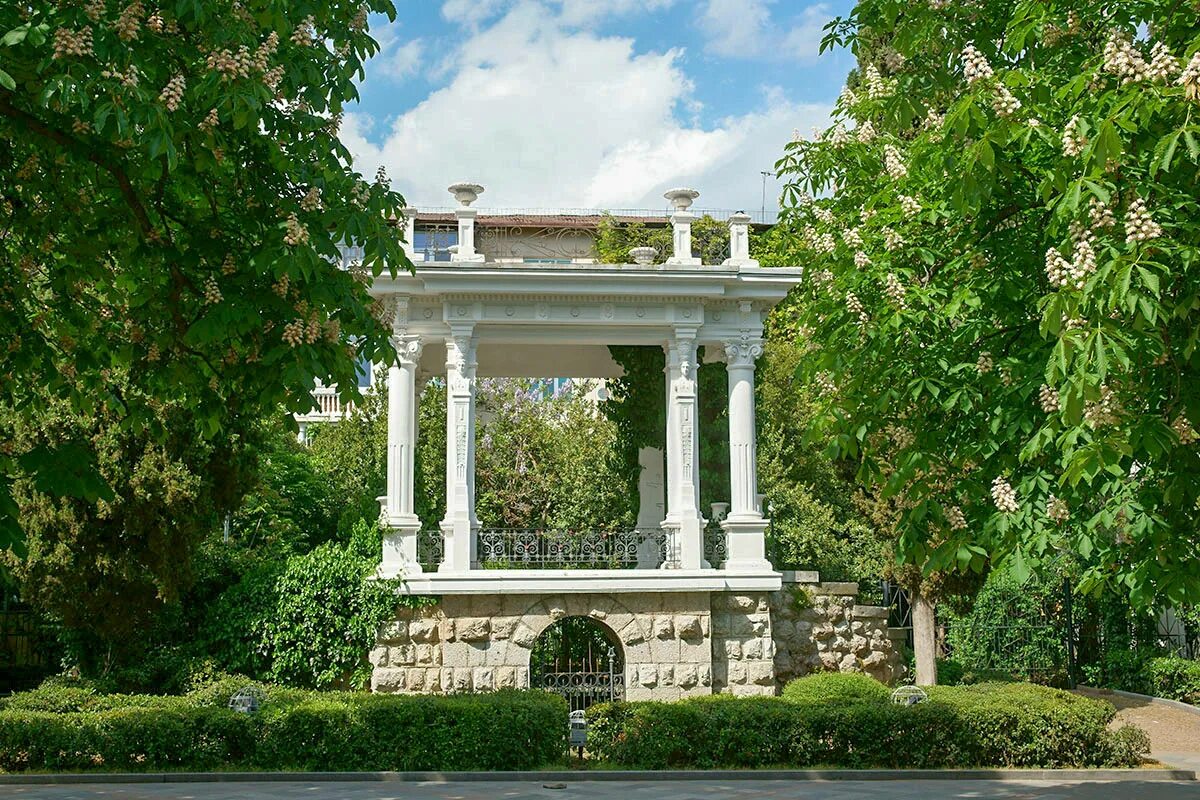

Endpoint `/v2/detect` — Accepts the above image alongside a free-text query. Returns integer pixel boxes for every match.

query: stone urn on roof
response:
[664,187,700,212]
[448,182,484,207]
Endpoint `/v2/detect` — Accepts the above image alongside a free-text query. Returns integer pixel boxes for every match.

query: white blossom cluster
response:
[1046,494,1070,523]
[886,424,915,449]
[159,74,186,112]
[884,144,908,179]
[811,268,835,290]
[351,3,369,33]
[1124,197,1162,243]
[199,108,219,133]
[813,206,835,225]
[976,351,993,375]
[854,251,871,268]
[991,476,1019,513]
[1084,384,1119,428]
[273,274,290,298]
[1038,384,1060,414]
[924,108,945,141]
[884,273,907,308]
[856,120,876,144]
[947,506,967,531]
[962,44,994,83]
[828,124,850,147]
[1172,415,1199,445]
[883,48,906,73]
[839,86,859,107]
[845,292,869,326]
[300,187,323,212]
[207,45,255,80]
[1089,197,1116,229]
[281,319,306,347]
[991,84,1021,117]
[899,195,922,217]
[101,65,140,88]
[815,371,837,397]
[883,227,904,251]
[863,64,891,99]
[203,276,222,305]
[1180,52,1200,101]
[115,0,144,41]
[1062,115,1086,156]
[221,254,236,276]
[1103,31,1152,83]
[283,212,309,246]
[52,26,93,59]
[1148,41,1179,81]
[291,15,316,46]
[969,252,988,270]
[843,227,863,248]
[85,0,106,21]
[1045,247,1083,290]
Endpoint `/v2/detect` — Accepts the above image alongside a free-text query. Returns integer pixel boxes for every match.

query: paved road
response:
[2,781,1198,800]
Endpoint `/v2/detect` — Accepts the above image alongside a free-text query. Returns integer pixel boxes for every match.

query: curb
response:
[0,769,1194,785]
[1079,685,1200,718]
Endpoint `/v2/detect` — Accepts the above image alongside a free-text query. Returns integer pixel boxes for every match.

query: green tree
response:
[0,1,410,549]
[775,1,1200,607]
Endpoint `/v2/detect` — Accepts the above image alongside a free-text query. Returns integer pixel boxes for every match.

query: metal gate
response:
[530,616,624,712]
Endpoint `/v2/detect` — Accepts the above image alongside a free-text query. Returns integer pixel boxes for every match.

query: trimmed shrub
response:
[1140,657,1200,705]
[588,682,1146,769]
[0,687,567,772]
[781,672,890,705]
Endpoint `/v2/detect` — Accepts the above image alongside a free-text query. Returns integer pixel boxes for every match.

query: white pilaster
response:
[401,207,424,263]
[441,324,478,571]
[381,297,423,576]
[635,446,666,569]
[662,329,704,569]
[448,182,486,263]
[722,212,759,268]
[720,315,771,572]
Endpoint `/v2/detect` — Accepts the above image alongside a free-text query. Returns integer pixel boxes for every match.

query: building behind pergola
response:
[366,184,906,703]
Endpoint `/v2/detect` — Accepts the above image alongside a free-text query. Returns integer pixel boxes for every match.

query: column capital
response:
[722,333,764,368]
[392,333,423,368]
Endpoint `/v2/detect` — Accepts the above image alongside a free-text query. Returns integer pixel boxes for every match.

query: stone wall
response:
[370,591,713,702]
[370,579,905,700]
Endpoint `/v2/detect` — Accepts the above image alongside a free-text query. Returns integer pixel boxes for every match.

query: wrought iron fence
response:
[942,621,1067,674]
[539,671,625,713]
[477,528,672,569]
[417,527,444,571]
[0,610,54,693]
[703,521,728,568]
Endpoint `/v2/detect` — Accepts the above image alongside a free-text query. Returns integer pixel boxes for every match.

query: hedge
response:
[0,686,567,772]
[1139,657,1200,705]
[587,678,1149,769]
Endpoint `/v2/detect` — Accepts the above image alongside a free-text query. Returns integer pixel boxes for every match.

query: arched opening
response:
[530,616,625,711]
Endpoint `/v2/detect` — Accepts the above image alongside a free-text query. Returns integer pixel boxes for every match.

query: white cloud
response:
[556,0,677,26]
[699,0,830,62]
[370,22,425,81]
[343,1,830,212]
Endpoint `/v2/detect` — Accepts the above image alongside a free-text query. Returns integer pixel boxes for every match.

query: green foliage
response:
[774,1,1200,606]
[306,386,392,534]
[588,682,1145,768]
[943,570,1068,676]
[780,672,891,705]
[0,1,411,550]
[1139,657,1200,705]
[474,379,635,530]
[594,214,731,265]
[0,683,567,772]
[198,520,418,690]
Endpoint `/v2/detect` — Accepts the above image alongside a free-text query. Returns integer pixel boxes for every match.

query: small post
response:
[401,207,424,263]
[447,183,485,262]
[664,188,701,266]
[723,211,759,267]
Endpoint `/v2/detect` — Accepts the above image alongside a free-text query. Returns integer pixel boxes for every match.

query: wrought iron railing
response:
[538,671,624,713]
[417,527,445,571]
[478,528,672,569]
[703,522,728,568]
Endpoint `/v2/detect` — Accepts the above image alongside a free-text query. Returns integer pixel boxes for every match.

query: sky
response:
[341,0,856,217]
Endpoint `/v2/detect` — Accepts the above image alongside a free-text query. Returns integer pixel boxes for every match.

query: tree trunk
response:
[912,589,938,685]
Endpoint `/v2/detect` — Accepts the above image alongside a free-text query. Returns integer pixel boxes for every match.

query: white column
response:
[381,333,423,575]
[720,329,772,573]
[635,446,665,569]
[722,212,759,267]
[661,329,703,569]
[440,325,478,571]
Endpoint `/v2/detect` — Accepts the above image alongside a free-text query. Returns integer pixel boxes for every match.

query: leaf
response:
[0,68,13,91]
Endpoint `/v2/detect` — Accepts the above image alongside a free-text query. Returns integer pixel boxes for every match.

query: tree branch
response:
[0,92,154,238]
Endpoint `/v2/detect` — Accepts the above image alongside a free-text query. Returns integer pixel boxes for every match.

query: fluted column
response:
[720,329,771,572]
[440,324,478,571]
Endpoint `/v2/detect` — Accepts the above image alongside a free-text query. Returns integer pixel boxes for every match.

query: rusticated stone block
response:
[640,665,658,687]
[653,615,674,639]
[409,619,439,643]
[378,621,409,643]
[491,616,517,640]
[457,617,490,641]
[728,662,747,684]
[372,668,406,692]
[472,667,494,691]
[619,621,646,646]
[511,623,538,649]
[369,646,389,668]
[748,662,775,686]
[677,663,698,688]
[496,666,517,689]
[660,664,675,686]
[675,614,702,639]
[724,640,742,659]
[407,668,426,691]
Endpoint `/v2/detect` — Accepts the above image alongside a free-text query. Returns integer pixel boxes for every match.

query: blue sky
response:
[341,0,855,215]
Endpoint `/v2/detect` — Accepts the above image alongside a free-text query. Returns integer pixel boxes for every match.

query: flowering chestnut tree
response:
[776,1,1200,606]
[0,1,409,547]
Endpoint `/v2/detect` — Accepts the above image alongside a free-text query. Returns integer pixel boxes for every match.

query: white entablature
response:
[370,185,803,596]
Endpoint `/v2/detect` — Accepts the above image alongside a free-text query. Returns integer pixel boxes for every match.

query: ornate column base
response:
[720,517,773,573]
[381,513,424,577]
[440,517,479,573]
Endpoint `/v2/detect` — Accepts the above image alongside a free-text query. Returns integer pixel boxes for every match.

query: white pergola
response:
[370,185,803,595]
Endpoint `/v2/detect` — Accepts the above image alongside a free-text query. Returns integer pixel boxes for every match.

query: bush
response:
[0,686,567,772]
[588,682,1146,769]
[1140,657,1200,705]
[781,672,890,705]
